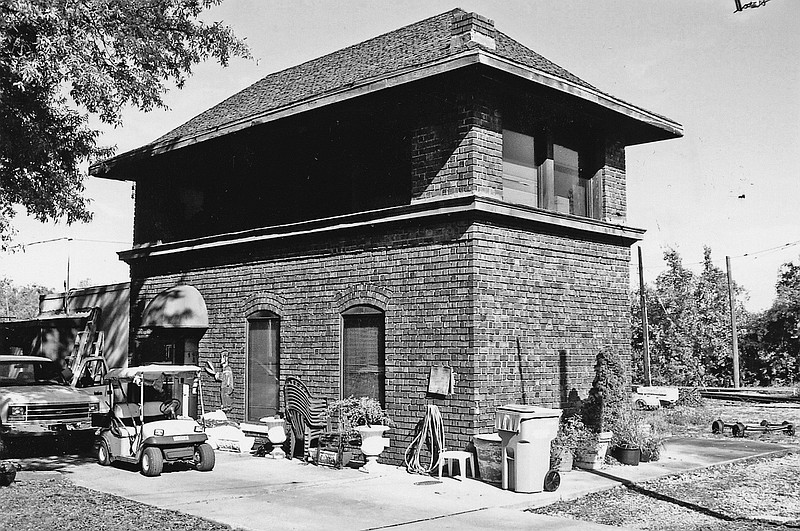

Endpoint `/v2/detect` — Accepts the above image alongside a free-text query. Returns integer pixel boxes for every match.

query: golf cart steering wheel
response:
[160,398,181,418]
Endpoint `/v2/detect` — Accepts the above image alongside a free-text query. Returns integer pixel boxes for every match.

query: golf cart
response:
[96,365,214,477]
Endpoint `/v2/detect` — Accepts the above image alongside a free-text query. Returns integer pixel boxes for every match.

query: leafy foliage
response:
[326,396,392,437]
[0,277,53,318]
[631,247,748,386]
[740,257,800,385]
[0,0,249,244]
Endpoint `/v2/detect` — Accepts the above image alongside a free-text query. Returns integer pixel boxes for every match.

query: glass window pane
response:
[553,144,587,216]
[247,318,279,420]
[342,313,384,404]
[502,130,537,206]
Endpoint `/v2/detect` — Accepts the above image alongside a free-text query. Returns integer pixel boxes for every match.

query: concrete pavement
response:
[13,436,792,530]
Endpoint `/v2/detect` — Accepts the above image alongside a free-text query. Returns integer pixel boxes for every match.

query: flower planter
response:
[355,425,389,472]
[574,431,612,470]
[613,446,641,466]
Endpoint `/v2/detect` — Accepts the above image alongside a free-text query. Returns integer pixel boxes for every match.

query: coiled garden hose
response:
[404,404,445,475]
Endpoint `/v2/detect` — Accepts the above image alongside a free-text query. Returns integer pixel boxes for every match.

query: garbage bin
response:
[495,404,562,493]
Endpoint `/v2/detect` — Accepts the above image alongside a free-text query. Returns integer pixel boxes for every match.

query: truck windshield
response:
[0,360,67,386]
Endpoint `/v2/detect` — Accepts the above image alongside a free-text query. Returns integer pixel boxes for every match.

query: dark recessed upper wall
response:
[132,67,636,245]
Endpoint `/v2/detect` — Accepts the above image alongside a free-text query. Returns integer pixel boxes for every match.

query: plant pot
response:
[355,425,389,472]
[613,446,641,466]
[0,462,16,487]
[574,431,612,470]
[550,447,574,472]
[473,433,503,485]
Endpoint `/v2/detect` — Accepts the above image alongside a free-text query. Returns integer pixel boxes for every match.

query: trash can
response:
[472,433,502,485]
[495,404,562,493]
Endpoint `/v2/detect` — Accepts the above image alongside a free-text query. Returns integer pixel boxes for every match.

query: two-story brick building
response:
[91,9,681,462]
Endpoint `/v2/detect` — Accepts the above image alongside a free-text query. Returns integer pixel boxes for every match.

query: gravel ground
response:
[532,452,800,530]
[0,476,234,531]
[532,399,800,530]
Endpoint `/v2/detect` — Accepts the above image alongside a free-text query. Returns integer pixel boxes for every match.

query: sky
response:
[1,0,798,312]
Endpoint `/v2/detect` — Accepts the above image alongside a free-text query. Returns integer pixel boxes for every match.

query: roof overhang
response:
[90,49,682,180]
[117,195,645,263]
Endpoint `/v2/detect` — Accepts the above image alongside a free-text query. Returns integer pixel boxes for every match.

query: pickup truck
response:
[0,355,101,457]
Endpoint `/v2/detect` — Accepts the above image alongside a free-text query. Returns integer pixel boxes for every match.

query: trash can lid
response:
[495,405,562,432]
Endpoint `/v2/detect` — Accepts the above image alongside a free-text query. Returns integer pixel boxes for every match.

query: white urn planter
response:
[355,425,390,472]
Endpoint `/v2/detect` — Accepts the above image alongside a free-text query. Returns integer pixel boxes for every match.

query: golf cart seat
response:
[113,403,141,425]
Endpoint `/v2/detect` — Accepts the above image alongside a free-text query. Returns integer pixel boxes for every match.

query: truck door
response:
[73,357,112,413]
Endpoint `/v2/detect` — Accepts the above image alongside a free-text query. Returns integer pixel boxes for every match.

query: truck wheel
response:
[97,439,112,466]
[194,443,215,472]
[141,447,163,477]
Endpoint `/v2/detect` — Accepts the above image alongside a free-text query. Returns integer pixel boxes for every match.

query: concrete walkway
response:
[14,437,792,531]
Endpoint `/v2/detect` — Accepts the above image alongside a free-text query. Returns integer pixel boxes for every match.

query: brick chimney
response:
[450,11,496,51]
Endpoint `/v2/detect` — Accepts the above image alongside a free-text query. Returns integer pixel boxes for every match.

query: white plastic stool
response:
[438,450,475,480]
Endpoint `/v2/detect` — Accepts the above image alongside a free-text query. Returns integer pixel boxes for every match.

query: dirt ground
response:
[0,475,233,531]
[533,399,800,530]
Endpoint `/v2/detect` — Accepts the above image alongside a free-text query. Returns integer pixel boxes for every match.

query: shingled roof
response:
[92,8,681,176]
[154,8,596,145]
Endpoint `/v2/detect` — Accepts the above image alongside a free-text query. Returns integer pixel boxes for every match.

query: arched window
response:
[247,310,280,421]
[341,305,385,406]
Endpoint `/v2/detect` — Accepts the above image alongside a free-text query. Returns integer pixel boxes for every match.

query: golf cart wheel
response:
[141,447,164,477]
[760,420,770,427]
[97,439,112,466]
[732,423,746,438]
[544,469,561,492]
[787,424,795,436]
[194,443,215,472]
[711,419,724,434]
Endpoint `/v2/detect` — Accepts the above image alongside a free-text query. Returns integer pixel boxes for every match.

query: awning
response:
[140,285,208,329]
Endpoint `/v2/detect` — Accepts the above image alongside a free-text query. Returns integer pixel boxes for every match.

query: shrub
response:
[582,346,627,433]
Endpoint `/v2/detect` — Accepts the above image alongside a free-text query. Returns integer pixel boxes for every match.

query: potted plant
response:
[327,396,392,472]
[575,346,627,470]
[640,431,665,462]
[0,461,18,487]
[550,414,588,472]
[610,408,643,466]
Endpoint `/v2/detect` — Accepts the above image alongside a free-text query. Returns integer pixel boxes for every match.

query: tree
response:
[0,0,249,245]
[630,247,748,386]
[740,257,800,385]
[0,277,53,319]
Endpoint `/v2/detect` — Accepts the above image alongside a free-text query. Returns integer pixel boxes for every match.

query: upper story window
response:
[502,130,601,219]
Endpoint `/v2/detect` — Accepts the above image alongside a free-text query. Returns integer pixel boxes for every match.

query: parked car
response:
[0,355,101,457]
[96,365,214,477]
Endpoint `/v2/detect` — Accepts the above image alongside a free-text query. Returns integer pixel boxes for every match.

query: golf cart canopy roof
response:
[104,364,201,383]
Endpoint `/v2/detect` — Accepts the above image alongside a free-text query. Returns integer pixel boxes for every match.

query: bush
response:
[582,346,627,433]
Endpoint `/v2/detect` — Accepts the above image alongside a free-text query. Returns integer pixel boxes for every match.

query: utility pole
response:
[726,256,740,388]
[638,247,652,386]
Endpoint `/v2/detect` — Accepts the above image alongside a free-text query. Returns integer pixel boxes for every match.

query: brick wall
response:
[601,139,627,223]
[128,213,633,463]
[129,220,477,464]
[470,221,632,429]
[411,92,503,202]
